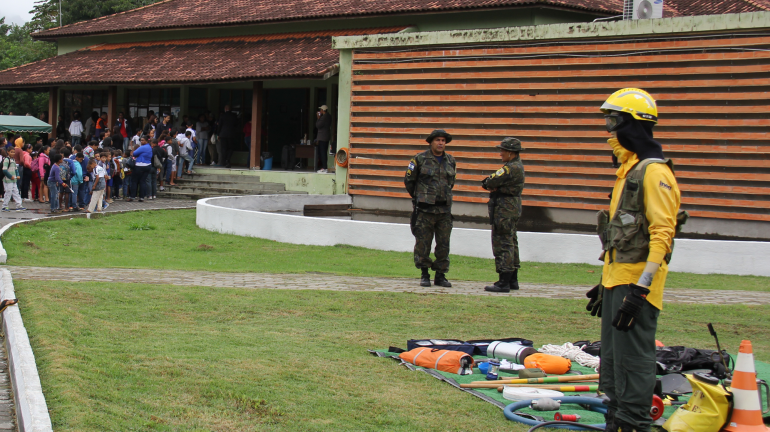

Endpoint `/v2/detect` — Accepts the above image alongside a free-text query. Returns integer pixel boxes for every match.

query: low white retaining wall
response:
[0,270,53,432]
[197,195,770,277]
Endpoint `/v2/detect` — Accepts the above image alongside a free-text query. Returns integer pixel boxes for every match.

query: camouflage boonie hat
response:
[425,129,452,144]
[496,137,523,152]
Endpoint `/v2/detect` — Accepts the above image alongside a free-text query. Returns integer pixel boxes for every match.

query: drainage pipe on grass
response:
[503,396,607,431]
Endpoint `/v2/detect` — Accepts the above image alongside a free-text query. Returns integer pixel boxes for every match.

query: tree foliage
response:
[0,18,56,115]
[0,0,165,115]
[33,0,166,29]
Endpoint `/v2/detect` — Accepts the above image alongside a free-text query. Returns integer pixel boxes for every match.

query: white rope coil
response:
[502,387,564,401]
[539,342,601,370]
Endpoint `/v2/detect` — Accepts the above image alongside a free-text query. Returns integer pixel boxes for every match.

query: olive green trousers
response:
[600,284,660,432]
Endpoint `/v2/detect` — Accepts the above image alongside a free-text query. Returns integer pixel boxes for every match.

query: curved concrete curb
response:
[197,195,770,277]
[0,270,52,432]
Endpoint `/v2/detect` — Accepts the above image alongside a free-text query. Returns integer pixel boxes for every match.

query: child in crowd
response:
[0,148,6,196]
[58,148,73,211]
[122,148,133,199]
[70,152,84,211]
[86,159,106,214]
[38,146,50,204]
[164,138,178,186]
[47,153,67,214]
[2,147,26,212]
[104,152,113,203]
[177,131,194,177]
[77,151,90,210]
[112,150,123,200]
[30,152,40,201]
[99,152,111,210]
[84,141,96,159]
[68,112,83,147]
[131,129,142,149]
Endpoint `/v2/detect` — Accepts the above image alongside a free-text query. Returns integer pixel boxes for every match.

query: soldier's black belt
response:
[490,192,518,198]
[417,201,448,208]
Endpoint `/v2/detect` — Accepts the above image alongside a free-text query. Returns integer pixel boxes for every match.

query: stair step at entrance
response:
[159,190,308,200]
[170,186,285,195]
[181,174,264,183]
[157,172,306,200]
[174,179,287,191]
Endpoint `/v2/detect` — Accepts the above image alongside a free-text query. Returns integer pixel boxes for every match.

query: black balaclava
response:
[615,115,664,161]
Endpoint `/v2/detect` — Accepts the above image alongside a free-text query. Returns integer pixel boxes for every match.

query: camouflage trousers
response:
[492,216,520,273]
[413,211,453,273]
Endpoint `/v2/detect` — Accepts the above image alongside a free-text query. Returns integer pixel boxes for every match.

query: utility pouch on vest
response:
[620,178,642,212]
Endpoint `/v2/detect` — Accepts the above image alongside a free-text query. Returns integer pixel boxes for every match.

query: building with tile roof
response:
[0,0,769,237]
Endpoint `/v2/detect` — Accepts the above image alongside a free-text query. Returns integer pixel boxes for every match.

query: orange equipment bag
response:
[399,348,475,375]
[523,353,572,375]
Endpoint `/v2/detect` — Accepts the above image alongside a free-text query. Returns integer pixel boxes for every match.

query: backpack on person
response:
[30,157,39,172]
[2,158,15,181]
[59,161,70,184]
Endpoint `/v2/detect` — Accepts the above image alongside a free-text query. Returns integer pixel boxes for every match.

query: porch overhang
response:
[0,27,405,90]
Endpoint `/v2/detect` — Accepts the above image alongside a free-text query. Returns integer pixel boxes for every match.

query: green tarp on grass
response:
[0,115,52,133]
[372,350,770,426]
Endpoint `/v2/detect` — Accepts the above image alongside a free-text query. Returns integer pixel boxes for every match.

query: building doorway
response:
[265,88,310,169]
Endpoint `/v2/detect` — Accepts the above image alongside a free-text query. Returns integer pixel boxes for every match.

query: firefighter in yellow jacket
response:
[586,88,686,432]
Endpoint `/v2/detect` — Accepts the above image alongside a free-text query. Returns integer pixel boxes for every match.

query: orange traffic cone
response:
[723,340,770,432]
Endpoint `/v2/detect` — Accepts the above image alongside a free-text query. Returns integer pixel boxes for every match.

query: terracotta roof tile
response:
[663,0,770,17]
[34,0,627,40]
[0,29,408,88]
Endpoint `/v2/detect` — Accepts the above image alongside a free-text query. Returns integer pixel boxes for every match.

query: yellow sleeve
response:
[642,164,681,264]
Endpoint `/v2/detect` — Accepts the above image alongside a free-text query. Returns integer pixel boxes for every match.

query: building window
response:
[63,89,108,130]
[219,90,252,116]
[127,88,180,132]
[188,88,209,120]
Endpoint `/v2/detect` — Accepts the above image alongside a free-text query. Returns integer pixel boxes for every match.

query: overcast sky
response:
[1,0,36,25]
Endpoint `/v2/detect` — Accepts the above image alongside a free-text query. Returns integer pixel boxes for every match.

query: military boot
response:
[614,419,640,432]
[420,268,431,287]
[434,272,452,288]
[484,272,511,293]
[603,409,616,432]
[510,269,520,290]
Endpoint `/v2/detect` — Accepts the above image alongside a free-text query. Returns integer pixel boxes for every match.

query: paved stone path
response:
[0,197,196,228]
[5,266,769,305]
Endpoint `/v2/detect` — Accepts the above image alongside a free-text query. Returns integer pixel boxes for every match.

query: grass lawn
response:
[16,279,770,431]
[3,209,769,291]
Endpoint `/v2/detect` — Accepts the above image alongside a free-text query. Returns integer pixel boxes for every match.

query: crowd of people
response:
[0,111,210,213]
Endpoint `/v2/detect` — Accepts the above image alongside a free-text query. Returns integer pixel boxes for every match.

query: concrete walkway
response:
[0,331,15,431]
[5,266,769,305]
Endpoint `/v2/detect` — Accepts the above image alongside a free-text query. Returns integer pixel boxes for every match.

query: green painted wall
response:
[334,50,352,195]
[56,7,602,54]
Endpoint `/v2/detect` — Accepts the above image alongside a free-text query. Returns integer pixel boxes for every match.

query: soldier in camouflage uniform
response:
[404,129,457,288]
[482,137,525,292]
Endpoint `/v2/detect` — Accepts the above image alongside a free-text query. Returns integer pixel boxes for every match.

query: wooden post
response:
[47,87,58,132]
[250,81,263,169]
[107,85,118,131]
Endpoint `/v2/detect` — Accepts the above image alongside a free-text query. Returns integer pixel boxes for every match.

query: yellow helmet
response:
[600,88,658,123]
